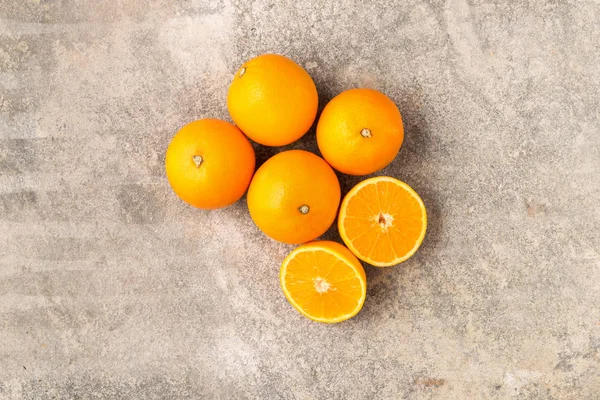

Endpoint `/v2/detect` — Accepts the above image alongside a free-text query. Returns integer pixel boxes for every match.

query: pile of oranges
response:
[165,54,427,323]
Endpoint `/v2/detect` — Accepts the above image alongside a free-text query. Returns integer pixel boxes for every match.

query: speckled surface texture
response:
[1,1,599,398]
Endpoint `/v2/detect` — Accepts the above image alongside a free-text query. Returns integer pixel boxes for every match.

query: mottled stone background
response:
[1,0,599,399]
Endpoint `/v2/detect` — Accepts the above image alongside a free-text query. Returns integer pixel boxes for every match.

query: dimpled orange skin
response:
[165,119,255,210]
[247,150,341,244]
[227,54,318,147]
[317,88,404,175]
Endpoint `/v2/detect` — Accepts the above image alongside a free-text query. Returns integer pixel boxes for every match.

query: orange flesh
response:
[340,178,427,266]
[280,243,366,323]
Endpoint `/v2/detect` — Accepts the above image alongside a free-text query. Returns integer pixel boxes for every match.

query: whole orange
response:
[165,119,255,209]
[227,54,318,147]
[247,150,341,244]
[316,88,404,175]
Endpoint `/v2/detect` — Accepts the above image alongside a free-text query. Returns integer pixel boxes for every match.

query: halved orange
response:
[338,176,427,267]
[280,241,367,323]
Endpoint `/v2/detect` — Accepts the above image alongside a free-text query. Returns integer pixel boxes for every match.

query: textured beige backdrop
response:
[1,1,599,398]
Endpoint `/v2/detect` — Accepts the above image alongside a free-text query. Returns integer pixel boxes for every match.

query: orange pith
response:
[280,241,367,323]
[338,176,427,267]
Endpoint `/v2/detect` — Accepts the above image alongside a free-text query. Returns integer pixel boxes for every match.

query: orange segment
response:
[280,241,367,323]
[338,176,427,267]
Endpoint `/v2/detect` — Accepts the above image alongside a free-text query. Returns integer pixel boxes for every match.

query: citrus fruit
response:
[316,88,404,175]
[165,119,255,209]
[247,150,340,244]
[338,176,427,267]
[280,241,367,323]
[227,54,318,147]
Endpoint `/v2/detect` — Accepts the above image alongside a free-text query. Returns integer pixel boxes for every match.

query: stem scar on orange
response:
[338,176,427,267]
[247,150,340,245]
[280,241,367,323]
[165,119,255,210]
[227,54,318,147]
[317,88,404,175]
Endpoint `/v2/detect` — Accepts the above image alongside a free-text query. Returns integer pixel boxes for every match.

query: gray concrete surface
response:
[1,0,599,398]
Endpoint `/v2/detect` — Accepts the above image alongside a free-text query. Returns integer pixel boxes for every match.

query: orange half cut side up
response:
[338,176,427,267]
[280,241,367,323]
